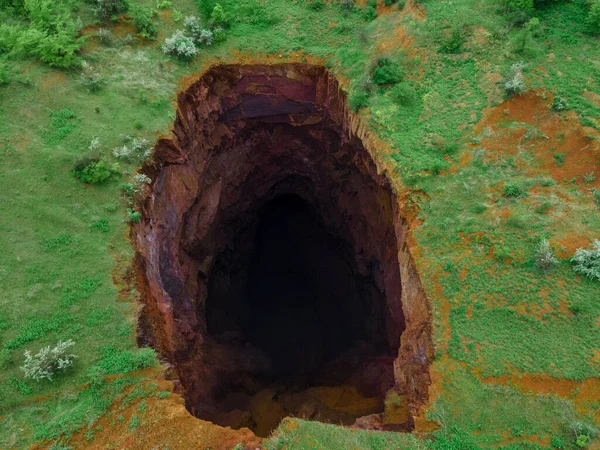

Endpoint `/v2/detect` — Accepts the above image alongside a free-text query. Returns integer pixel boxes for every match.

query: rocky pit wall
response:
[131,63,433,436]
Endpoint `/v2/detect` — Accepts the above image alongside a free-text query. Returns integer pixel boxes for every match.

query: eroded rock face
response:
[132,64,432,436]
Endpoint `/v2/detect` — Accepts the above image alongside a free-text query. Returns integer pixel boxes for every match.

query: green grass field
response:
[1,0,599,447]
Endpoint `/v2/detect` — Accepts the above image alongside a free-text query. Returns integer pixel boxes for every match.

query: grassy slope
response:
[0,0,599,448]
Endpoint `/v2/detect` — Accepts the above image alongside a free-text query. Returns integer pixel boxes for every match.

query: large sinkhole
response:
[132,64,432,437]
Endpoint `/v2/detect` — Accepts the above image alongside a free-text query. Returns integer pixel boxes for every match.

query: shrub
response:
[112,136,152,161]
[552,95,566,111]
[78,62,105,93]
[384,0,397,5]
[0,0,87,68]
[389,81,417,106]
[184,17,214,45]
[72,154,119,184]
[372,57,404,85]
[126,208,142,223]
[349,89,370,111]
[503,182,527,198]
[535,239,558,272]
[571,240,600,281]
[210,3,229,27]
[440,27,465,54]
[364,4,378,21]
[21,340,76,382]
[553,152,564,166]
[587,0,600,34]
[92,0,129,21]
[162,30,198,59]
[502,0,534,22]
[131,6,157,40]
[504,62,526,96]
[341,0,355,12]
[308,0,325,10]
[591,188,600,208]
[0,59,10,85]
[97,28,113,46]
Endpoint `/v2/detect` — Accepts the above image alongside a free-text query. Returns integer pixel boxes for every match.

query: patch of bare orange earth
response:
[476,91,600,190]
[64,369,262,450]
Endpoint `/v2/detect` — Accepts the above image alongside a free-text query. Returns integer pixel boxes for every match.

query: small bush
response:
[162,30,198,59]
[504,62,526,96]
[389,82,417,106]
[21,340,76,382]
[78,62,105,93]
[0,59,11,85]
[126,208,142,223]
[384,0,398,5]
[93,0,129,21]
[72,154,119,184]
[308,0,325,10]
[113,136,152,161]
[503,182,527,198]
[535,239,558,272]
[553,152,565,166]
[552,95,567,111]
[364,5,378,21]
[131,6,158,40]
[210,3,229,27]
[184,17,215,45]
[591,189,600,208]
[440,27,465,54]
[97,28,113,45]
[587,0,600,34]
[349,89,370,111]
[372,57,404,85]
[571,240,600,281]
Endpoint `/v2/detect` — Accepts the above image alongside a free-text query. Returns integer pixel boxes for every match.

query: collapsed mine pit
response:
[132,64,432,437]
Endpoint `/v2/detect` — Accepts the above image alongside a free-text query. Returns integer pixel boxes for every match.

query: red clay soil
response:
[475,91,600,191]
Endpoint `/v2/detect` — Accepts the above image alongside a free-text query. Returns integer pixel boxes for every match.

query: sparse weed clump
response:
[503,182,527,198]
[552,95,567,111]
[21,340,76,382]
[97,28,114,46]
[535,239,558,273]
[571,240,600,281]
[504,62,526,96]
[78,62,105,93]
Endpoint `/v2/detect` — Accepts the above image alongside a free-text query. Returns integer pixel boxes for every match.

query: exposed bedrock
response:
[132,63,433,436]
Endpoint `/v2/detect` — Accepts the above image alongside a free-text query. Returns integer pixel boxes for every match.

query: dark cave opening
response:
[207,193,392,381]
[133,64,433,438]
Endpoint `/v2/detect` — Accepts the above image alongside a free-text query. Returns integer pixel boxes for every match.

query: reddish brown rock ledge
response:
[131,63,433,437]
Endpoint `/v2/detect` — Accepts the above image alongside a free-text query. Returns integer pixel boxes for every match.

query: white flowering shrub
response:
[89,137,101,153]
[571,240,600,281]
[162,30,198,60]
[183,16,214,46]
[535,239,558,273]
[134,173,152,185]
[112,137,152,161]
[504,62,526,96]
[21,340,76,382]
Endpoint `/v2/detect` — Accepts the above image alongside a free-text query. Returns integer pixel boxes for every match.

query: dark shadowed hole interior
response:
[205,193,396,435]
[244,194,389,378]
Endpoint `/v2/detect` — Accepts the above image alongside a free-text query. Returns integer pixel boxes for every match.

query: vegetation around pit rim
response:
[0,0,599,448]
